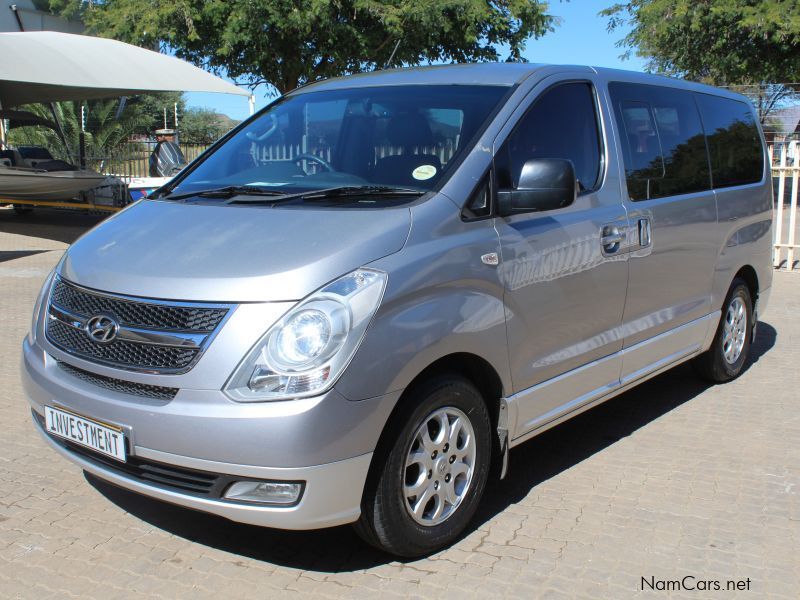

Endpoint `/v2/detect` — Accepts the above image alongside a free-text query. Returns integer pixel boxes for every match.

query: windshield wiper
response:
[162,185,289,201]
[226,185,424,204]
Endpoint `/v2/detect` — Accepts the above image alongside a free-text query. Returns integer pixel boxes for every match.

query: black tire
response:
[355,374,492,557]
[693,278,753,383]
[12,204,34,215]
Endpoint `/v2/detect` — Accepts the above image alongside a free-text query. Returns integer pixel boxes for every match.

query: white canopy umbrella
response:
[0,31,250,108]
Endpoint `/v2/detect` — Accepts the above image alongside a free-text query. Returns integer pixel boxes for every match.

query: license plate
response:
[45,406,126,462]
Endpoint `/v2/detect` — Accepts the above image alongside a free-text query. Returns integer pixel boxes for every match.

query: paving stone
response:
[0,210,797,598]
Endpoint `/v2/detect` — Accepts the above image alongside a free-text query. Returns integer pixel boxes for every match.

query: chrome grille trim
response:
[44,276,234,374]
[58,361,179,401]
[49,304,207,348]
[50,277,229,332]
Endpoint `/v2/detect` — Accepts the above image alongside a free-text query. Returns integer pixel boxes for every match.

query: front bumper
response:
[22,338,401,530]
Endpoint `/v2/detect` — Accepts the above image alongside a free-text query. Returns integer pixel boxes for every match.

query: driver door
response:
[494,76,630,436]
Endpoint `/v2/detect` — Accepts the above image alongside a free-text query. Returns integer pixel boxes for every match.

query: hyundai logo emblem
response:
[85,314,120,344]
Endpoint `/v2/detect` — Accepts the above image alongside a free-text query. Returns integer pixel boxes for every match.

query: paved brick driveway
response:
[0,208,798,599]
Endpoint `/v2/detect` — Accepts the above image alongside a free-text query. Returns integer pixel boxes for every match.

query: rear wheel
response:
[355,374,492,557]
[694,278,753,382]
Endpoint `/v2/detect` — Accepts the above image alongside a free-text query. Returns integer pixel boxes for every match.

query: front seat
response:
[372,112,442,186]
[0,149,25,167]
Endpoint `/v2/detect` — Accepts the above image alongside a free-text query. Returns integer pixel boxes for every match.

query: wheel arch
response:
[734,264,759,303]
[365,353,506,490]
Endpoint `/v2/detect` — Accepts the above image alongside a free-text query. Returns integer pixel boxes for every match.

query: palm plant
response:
[7,99,152,170]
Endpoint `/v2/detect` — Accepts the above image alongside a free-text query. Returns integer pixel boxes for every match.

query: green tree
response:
[128,92,187,133]
[179,107,239,144]
[50,0,562,93]
[602,1,800,85]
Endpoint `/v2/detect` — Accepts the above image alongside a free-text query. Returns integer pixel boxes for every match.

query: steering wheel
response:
[294,153,335,173]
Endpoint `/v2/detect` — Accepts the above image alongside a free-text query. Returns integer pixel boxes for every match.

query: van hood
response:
[60,200,411,302]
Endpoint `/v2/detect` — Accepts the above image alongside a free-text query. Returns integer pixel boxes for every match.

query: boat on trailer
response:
[0,146,108,202]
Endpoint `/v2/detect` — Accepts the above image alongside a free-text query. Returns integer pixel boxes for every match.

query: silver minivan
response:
[21,64,773,557]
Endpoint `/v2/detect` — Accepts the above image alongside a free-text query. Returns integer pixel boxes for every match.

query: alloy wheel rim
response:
[722,296,747,365]
[403,406,477,526]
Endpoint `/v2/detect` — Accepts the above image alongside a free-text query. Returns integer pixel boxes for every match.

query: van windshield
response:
[167,85,508,200]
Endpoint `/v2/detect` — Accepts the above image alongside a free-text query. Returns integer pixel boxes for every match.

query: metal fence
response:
[769,141,800,271]
[95,139,458,177]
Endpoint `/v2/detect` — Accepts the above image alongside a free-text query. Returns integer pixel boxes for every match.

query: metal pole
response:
[0,99,6,149]
[249,94,256,116]
[115,97,127,120]
[79,103,86,170]
[163,108,167,129]
[787,141,799,269]
[174,102,178,128]
[6,6,21,148]
[10,5,25,31]
[775,143,787,267]
[48,103,71,161]
[385,39,402,68]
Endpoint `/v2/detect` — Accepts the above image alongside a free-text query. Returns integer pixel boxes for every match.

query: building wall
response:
[0,0,83,33]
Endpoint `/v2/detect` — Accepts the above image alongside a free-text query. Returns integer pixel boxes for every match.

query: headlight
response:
[29,268,57,344]
[224,268,387,402]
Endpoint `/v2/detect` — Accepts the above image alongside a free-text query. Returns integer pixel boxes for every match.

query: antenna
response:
[385,39,401,69]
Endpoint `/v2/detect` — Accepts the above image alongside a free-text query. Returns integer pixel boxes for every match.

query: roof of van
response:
[293,63,554,93]
[291,63,746,102]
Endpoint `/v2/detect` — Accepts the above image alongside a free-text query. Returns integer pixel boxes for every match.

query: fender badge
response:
[481,252,500,266]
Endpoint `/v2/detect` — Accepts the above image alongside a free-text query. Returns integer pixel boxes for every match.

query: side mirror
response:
[497,158,577,216]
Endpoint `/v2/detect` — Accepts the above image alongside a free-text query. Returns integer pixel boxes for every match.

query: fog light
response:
[224,480,303,505]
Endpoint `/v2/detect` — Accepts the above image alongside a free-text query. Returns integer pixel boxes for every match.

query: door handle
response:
[638,217,652,248]
[601,225,626,254]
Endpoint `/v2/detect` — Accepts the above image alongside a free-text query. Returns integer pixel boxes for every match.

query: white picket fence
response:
[770,141,800,271]
[248,141,458,174]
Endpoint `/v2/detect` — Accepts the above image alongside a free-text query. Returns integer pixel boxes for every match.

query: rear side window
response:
[497,82,602,193]
[695,94,764,188]
[609,82,711,201]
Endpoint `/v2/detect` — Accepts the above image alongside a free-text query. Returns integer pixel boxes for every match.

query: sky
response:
[183,0,647,121]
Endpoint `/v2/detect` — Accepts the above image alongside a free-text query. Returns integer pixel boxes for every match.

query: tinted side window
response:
[497,82,602,193]
[695,94,764,188]
[609,82,711,201]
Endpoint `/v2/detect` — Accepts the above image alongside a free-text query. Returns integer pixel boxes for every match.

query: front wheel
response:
[13,204,34,215]
[355,375,492,557]
[693,278,753,382]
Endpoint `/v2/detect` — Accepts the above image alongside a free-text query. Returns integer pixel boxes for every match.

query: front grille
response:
[51,278,227,332]
[58,361,178,401]
[34,411,223,497]
[44,277,232,373]
[48,320,199,371]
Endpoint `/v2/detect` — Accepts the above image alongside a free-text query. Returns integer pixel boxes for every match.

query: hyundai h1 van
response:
[21,64,772,557]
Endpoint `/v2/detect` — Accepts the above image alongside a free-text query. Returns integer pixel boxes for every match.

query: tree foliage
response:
[129,92,186,133]
[50,0,561,93]
[179,107,238,144]
[602,1,800,85]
